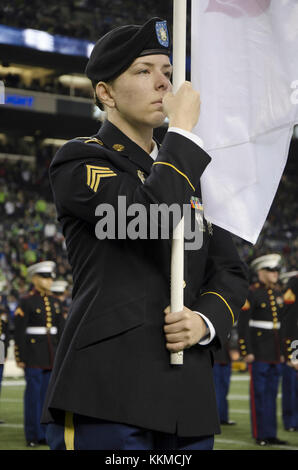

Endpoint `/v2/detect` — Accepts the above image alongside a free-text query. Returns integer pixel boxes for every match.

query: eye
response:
[138,69,150,75]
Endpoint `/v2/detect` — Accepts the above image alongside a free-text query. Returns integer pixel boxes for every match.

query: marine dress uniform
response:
[14,261,65,446]
[280,272,298,432]
[238,254,286,445]
[0,301,9,388]
[51,280,69,320]
[42,18,248,451]
[0,297,9,424]
[213,337,236,426]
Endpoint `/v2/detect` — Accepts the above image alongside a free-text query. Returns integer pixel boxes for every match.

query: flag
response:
[191,0,298,244]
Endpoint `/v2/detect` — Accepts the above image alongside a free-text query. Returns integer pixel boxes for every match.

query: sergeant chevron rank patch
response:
[86,164,117,192]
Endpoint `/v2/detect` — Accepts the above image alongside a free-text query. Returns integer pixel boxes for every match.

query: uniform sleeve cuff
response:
[168,127,205,149]
[194,311,216,345]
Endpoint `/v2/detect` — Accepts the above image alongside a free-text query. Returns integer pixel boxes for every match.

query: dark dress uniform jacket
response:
[42,120,248,437]
[14,289,65,369]
[281,276,298,362]
[0,304,9,359]
[238,283,284,363]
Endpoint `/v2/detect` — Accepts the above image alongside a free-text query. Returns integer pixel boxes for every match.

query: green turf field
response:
[0,372,297,451]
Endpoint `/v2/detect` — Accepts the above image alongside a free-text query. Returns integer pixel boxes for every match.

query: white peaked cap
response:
[27,261,56,280]
[51,280,68,293]
[279,271,298,284]
[251,254,282,271]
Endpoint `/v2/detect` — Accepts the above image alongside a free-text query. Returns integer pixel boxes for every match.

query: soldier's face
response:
[108,54,173,129]
[258,269,279,285]
[32,274,53,293]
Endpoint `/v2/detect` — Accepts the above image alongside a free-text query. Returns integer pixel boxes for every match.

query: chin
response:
[151,115,167,129]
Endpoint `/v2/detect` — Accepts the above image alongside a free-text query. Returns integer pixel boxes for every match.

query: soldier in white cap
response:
[51,280,69,320]
[13,261,65,447]
[0,278,9,425]
[238,254,288,446]
[280,271,298,432]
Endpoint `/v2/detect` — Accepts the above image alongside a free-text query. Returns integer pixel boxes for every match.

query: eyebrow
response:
[133,62,173,71]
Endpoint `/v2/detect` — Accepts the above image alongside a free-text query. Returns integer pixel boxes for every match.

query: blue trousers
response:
[46,413,214,450]
[282,364,298,430]
[213,363,231,422]
[249,362,281,440]
[0,364,3,392]
[24,367,51,442]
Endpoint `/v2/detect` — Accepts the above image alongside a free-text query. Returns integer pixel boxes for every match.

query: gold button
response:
[113,144,125,152]
[261,302,266,308]
[257,332,262,336]
[239,339,244,344]
[268,289,273,294]
[272,307,277,312]
[183,280,186,288]
[286,339,291,344]
[269,295,275,300]
[46,323,52,328]
[30,339,36,344]
[240,345,246,349]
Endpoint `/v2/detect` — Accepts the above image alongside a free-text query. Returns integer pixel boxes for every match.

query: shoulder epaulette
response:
[83,138,104,146]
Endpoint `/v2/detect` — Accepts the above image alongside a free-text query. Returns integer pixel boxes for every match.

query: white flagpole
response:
[170,0,187,365]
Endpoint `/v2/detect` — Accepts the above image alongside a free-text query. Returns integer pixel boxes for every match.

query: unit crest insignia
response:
[137,170,146,184]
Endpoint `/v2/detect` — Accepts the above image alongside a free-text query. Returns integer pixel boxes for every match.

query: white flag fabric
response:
[191,0,298,244]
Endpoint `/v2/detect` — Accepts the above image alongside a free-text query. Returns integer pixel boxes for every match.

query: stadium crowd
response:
[0,153,72,321]
[1,71,93,99]
[1,0,173,42]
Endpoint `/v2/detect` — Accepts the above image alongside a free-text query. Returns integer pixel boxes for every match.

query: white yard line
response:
[0,398,22,402]
[230,375,249,382]
[0,423,23,429]
[228,394,282,400]
[215,438,298,451]
[1,380,25,387]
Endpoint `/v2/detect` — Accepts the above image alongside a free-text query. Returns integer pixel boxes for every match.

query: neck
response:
[35,286,50,296]
[108,115,154,154]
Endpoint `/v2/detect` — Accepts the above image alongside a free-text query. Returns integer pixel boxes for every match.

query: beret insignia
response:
[155,21,169,47]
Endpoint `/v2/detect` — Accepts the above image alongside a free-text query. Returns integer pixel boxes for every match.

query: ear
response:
[96,81,115,109]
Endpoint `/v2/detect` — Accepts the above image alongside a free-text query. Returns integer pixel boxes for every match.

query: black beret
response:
[85,17,171,83]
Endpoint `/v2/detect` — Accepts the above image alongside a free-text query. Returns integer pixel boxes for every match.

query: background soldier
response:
[237,254,287,446]
[13,261,65,447]
[0,280,10,425]
[280,270,298,432]
[213,332,238,426]
[50,280,69,320]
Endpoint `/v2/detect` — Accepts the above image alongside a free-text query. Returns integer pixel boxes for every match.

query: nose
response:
[155,70,171,91]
